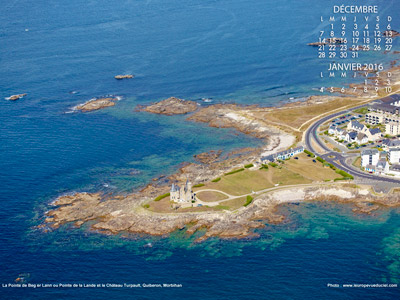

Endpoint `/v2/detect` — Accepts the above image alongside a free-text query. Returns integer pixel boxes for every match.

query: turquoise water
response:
[1,0,400,298]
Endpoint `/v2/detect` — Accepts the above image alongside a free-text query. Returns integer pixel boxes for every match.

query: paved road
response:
[304,104,400,185]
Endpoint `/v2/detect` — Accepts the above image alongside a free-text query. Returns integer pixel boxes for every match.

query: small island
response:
[6,93,27,101]
[73,97,120,112]
[115,74,134,80]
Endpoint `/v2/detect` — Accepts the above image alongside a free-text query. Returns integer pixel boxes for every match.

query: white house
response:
[388,148,400,164]
[366,128,382,141]
[347,120,367,132]
[361,149,379,167]
[376,159,389,174]
[328,125,337,135]
[355,133,368,145]
[345,131,358,143]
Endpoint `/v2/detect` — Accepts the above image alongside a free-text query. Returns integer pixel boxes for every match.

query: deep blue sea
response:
[1,0,400,299]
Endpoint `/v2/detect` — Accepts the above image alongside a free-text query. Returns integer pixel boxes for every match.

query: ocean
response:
[0,0,399,299]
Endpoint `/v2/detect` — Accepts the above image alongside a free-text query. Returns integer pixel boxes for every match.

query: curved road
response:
[304,104,400,184]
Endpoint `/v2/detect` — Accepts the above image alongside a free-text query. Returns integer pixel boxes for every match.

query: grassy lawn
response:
[205,169,275,196]
[353,107,368,114]
[253,97,361,130]
[218,197,247,210]
[196,191,228,202]
[270,166,312,185]
[283,153,338,181]
[352,157,361,168]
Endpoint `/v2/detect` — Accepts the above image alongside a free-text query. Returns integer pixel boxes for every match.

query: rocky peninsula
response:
[44,184,400,242]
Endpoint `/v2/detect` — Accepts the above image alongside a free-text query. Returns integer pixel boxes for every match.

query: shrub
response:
[335,169,354,180]
[154,192,170,201]
[244,195,253,207]
[225,168,245,175]
[244,163,254,168]
[259,164,269,170]
[269,162,278,168]
[193,183,205,188]
[143,204,150,209]
[304,149,315,157]
[316,156,325,163]
[211,177,221,182]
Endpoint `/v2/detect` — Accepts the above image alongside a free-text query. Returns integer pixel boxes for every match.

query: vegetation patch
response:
[211,177,221,182]
[353,107,368,114]
[269,162,278,168]
[193,183,205,188]
[304,149,315,157]
[225,168,245,175]
[154,192,170,202]
[244,163,254,168]
[244,195,253,207]
[143,204,150,209]
[259,164,269,170]
[335,169,354,180]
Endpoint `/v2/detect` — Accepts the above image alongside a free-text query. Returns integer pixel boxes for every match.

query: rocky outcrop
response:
[6,93,27,101]
[135,97,198,115]
[187,103,280,140]
[74,97,120,112]
[115,74,134,80]
[194,150,222,164]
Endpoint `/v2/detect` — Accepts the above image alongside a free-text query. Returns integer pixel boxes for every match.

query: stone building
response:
[170,180,196,203]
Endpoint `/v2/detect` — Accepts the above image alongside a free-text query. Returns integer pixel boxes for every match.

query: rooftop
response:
[362,149,379,156]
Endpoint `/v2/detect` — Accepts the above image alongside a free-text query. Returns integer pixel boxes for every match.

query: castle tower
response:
[170,183,180,202]
[184,180,192,202]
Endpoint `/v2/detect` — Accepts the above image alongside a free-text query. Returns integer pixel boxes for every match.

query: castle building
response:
[170,180,195,203]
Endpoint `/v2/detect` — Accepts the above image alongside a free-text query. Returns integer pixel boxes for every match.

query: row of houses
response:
[261,146,304,162]
[328,120,381,144]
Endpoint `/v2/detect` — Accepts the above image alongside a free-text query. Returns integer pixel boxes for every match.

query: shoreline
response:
[42,62,400,242]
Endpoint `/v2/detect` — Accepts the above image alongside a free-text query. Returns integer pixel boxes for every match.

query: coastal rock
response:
[308,37,346,46]
[74,97,120,112]
[383,30,400,37]
[6,93,27,101]
[186,103,277,140]
[135,97,198,115]
[194,150,222,164]
[115,74,134,80]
